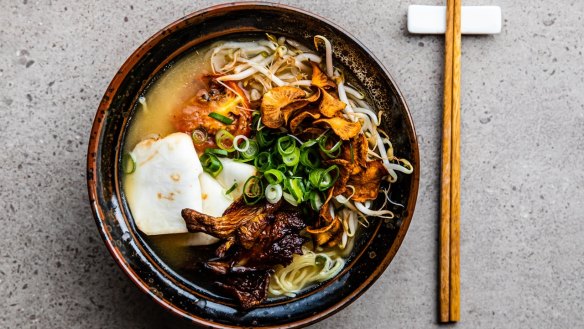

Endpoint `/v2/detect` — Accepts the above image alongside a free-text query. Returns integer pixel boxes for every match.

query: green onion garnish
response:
[122,153,136,174]
[307,190,323,211]
[264,169,285,185]
[191,128,208,144]
[208,112,234,125]
[282,148,300,167]
[300,148,321,168]
[204,148,229,157]
[277,136,296,156]
[254,152,272,172]
[225,182,238,195]
[200,153,223,177]
[243,176,264,205]
[286,177,305,203]
[233,135,250,153]
[241,139,259,159]
[315,255,328,268]
[256,129,274,148]
[283,192,298,206]
[265,184,283,204]
[318,134,342,158]
[302,139,318,148]
[215,129,235,152]
[309,165,339,191]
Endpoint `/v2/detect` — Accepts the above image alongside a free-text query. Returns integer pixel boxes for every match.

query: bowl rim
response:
[87,2,420,328]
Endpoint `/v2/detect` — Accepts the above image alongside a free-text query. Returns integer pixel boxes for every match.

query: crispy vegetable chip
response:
[311,218,342,247]
[306,188,344,246]
[340,134,368,174]
[289,108,321,134]
[298,127,326,140]
[260,86,306,128]
[319,89,346,117]
[281,87,322,124]
[323,158,353,196]
[346,160,389,202]
[305,87,321,102]
[311,62,336,89]
[314,117,362,140]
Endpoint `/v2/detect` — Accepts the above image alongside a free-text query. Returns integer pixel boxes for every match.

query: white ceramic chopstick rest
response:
[408,5,502,34]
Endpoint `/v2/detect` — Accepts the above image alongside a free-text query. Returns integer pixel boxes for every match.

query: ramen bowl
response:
[87,2,419,328]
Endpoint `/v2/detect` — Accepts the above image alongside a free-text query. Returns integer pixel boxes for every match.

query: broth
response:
[123,46,217,280]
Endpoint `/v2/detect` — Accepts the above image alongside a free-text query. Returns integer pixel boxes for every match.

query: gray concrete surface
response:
[1,0,583,328]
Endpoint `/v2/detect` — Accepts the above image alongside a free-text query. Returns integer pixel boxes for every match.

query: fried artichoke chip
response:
[281,87,322,124]
[339,134,368,174]
[314,117,362,140]
[311,218,342,247]
[353,134,369,168]
[260,86,306,128]
[318,89,346,117]
[319,187,335,224]
[323,158,353,196]
[311,62,336,89]
[346,160,389,202]
[298,127,326,140]
[307,188,343,247]
[305,87,322,102]
[289,108,321,134]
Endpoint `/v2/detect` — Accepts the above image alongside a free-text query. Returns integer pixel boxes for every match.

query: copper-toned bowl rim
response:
[87,2,420,328]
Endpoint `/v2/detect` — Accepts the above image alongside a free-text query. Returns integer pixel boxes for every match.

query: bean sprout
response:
[314,35,333,77]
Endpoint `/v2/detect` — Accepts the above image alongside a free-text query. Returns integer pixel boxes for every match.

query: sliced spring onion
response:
[282,148,300,167]
[283,192,299,206]
[276,163,288,175]
[225,183,238,195]
[300,148,321,168]
[204,148,229,157]
[256,128,274,147]
[191,128,207,144]
[307,190,323,211]
[254,152,272,172]
[301,139,318,148]
[233,135,250,152]
[252,110,262,127]
[264,169,285,185]
[122,153,136,174]
[315,254,328,268]
[286,178,305,202]
[309,165,339,191]
[265,184,283,204]
[208,112,234,125]
[200,153,223,177]
[243,176,264,205]
[215,129,235,152]
[241,139,259,159]
[318,134,342,158]
[277,136,296,155]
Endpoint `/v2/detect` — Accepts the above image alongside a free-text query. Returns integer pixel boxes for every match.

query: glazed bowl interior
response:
[87,3,419,328]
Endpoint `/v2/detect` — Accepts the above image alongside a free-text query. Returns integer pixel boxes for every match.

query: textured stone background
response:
[1,0,583,328]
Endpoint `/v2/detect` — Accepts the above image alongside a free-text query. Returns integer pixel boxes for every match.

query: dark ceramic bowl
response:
[87,2,419,328]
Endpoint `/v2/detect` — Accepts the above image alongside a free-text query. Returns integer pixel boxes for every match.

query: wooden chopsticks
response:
[440,0,461,323]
